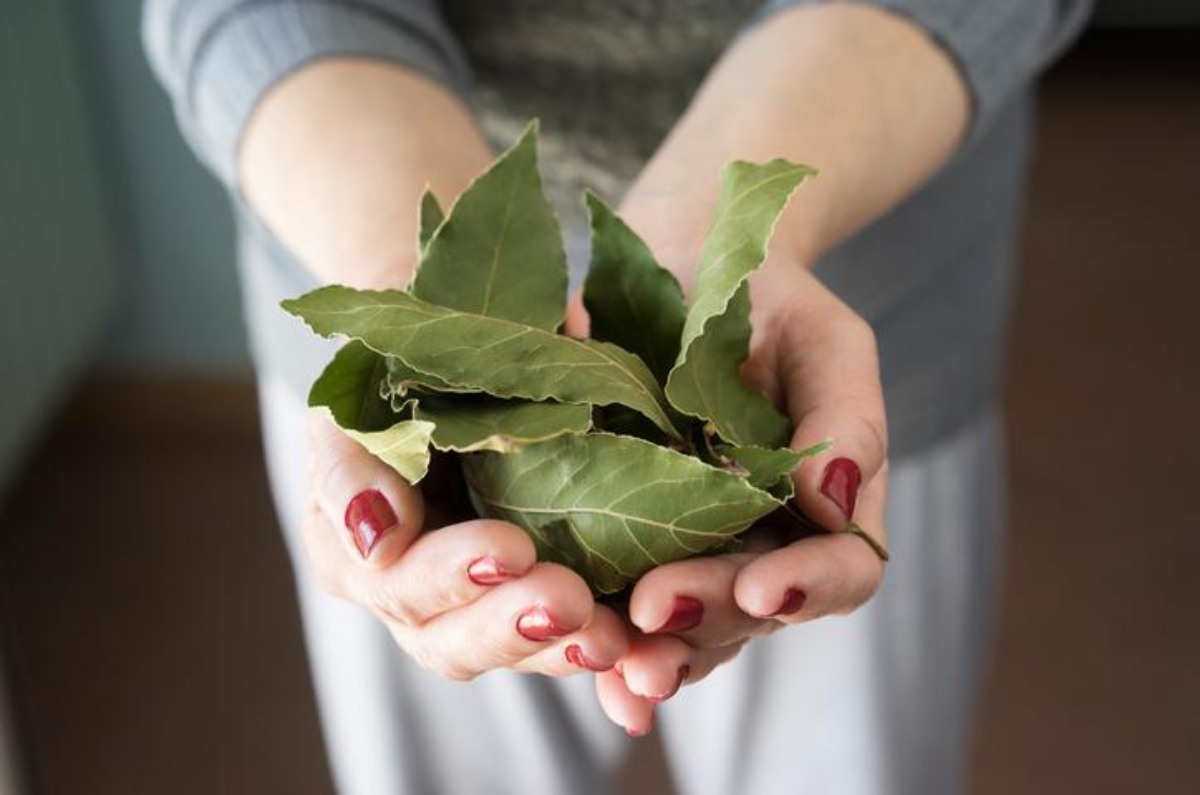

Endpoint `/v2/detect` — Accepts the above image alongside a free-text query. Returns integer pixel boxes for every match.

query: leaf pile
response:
[283,122,822,594]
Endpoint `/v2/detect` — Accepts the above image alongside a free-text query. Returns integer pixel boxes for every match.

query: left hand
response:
[582,209,891,737]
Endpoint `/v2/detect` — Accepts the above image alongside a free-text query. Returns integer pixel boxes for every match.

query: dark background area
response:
[1,17,1198,795]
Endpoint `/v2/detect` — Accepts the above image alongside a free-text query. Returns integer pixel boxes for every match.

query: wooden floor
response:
[1,32,1197,795]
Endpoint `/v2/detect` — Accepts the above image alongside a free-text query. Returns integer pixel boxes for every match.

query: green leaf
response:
[583,191,686,381]
[716,439,832,490]
[679,283,790,446]
[310,340,396,432]
[342,419,436,485]
[282,286,683,440]
[415,394,592,453]
[665,159,815,447]
[308,341,435,483]
[462,433,780,594]
[417,188,444,256]
[410,122,567,331]
[383,355,471,400]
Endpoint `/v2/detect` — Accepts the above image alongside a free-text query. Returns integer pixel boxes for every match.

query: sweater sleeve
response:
[142,0,471,186]
[754,0,1092,144]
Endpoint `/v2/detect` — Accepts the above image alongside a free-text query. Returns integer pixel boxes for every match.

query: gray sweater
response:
[144,0,1090,459]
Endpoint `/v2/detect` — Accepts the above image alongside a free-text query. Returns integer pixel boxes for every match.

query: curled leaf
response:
[665,160,815,447]
[308,341,435,483]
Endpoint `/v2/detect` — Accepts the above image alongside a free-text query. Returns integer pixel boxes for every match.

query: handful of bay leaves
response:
[282,122,833,595]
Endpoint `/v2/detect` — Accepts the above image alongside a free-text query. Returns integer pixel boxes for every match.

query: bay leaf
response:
[383,355,470,400]
[343,420,436,485]
[310,340,395,431]
[282,286,683,440]
[308,340,435,483]
[665,159,815,447]
[583,191,686,381]
[716,438,833,494]
[462,432,780,594]
[410,122,567,331]
[678,283,791,447]
[415,394,591,453]
[417,188,444,256]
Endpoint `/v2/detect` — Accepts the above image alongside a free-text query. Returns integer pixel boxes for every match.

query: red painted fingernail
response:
[466,557,513,586]
[820,458,862,521]
[656,596,704,634]
[770,588,807,617]
[565,644,611,672]
[649,664,691,703]
[516,606,567,642]
[344,489,398,559]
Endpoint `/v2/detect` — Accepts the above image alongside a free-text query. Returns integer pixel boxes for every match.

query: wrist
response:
[239,58,493,288]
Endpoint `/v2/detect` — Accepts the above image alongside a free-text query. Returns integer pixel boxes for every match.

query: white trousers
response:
[258,376,1003,795]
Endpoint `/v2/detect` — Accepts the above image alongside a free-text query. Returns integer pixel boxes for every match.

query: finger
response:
[734,470,888,622]
[628,554,774,649]
[308,410,424,567]
[595,669,656,736]
[366,519,537,626]
[515,604,630,676]
[760,274,887,537]
[400,562,594,681]
[563,291,590,338]
[617,633,747,703]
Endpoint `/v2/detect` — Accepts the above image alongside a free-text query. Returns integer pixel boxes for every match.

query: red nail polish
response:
[466,557,512,586]
[565,644,611,672]
[344,489,398,559]
[656,596,704,634]
[516,606,567,642]
[649,664,691,703]
[770,588,807,617]
[820,458,862,521]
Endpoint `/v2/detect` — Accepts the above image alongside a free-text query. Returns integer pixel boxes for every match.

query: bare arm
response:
[624,3,969,280]
[239,59,494,288]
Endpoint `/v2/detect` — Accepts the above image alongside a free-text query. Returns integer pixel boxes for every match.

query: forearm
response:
[625,3,969,279]
[239,59,493,288]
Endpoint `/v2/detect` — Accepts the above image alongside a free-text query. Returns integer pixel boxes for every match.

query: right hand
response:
[302,411,630,681]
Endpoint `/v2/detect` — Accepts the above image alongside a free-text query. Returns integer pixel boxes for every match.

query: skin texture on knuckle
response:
[365,578,423,628]
[405,637,479,683]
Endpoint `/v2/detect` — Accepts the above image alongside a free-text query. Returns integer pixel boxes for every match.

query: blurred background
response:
[0,1,1197,793]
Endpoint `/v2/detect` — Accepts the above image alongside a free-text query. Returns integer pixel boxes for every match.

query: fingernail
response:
[656,596,704,634]
[613,662,626,680]
[769,588,807,617]
[648,664,690,703]
[565,644,611,672]
[516,606,567,642]
[820,458,862,521]
[466,556,513,586]
[344,489,398,559]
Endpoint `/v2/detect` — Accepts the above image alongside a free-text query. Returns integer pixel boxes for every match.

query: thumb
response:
[307,409,425,569]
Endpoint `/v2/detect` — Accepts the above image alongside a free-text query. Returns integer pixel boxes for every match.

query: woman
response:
[145,2,1089,792]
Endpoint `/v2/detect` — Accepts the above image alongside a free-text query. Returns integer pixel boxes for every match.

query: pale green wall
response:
[75,0,249,370]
